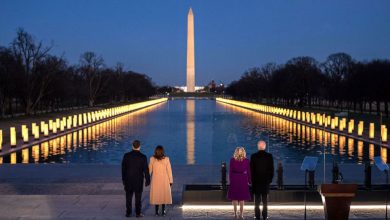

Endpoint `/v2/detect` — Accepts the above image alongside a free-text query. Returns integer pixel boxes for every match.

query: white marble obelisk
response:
[186,8,195,92]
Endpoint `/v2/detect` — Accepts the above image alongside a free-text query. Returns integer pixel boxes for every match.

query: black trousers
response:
[125,189,142,215]
[155,204,166,214]
[254,193,268,219]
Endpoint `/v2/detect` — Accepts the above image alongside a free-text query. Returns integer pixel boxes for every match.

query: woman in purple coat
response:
[227,147,252,219]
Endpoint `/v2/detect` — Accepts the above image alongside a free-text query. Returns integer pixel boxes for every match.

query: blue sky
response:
[1,0,389,86]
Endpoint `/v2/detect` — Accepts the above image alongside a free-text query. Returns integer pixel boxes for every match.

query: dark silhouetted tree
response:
[79,52,105,107]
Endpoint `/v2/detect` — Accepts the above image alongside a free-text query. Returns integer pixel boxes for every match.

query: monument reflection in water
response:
[0,99,388,165]
[186,100,195,164]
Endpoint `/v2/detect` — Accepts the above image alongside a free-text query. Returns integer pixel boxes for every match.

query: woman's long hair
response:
[153,145,165,160]
[233,146,246,162]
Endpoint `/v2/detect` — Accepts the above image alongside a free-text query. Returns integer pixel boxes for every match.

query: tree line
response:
[225,53,390,117]
[0,29,156,117]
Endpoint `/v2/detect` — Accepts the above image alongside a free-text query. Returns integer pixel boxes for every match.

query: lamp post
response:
[0,129,2,151]
[323,112,326,183]
[221,162,227,191]
[379,113,388,220]
[374,156,389,220]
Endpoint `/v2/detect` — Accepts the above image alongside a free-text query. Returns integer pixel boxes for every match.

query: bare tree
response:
[0,29,157,117]
[322,53,354,109]
[260,62,277,81]
[322,53,353,81]
[11,28,52,114]
[79,52,105,106]
[0,47,19,116]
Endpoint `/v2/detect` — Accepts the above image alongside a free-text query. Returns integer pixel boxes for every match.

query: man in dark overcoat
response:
[122,140,150,218]
[250,140,274,220]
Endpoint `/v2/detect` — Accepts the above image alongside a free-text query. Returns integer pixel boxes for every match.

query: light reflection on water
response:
[0,100,388,165]
[186,100,195,165]
[217,102,388,165]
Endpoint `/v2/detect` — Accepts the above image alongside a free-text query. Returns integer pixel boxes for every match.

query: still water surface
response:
[0,99,387,165]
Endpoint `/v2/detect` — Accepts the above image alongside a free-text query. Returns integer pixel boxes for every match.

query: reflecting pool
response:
[0,99,388,165]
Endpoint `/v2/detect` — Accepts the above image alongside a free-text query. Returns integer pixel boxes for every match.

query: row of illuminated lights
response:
[0,122,122,164]
[215,100,388,163]
[0,105,158,164]
[216,98,388,142]
[2,142,53,164]
[0,137,382,165]
[2,133,89,164]
[219,101,383,158]
[234,109,339,145]
[0,98,168,151]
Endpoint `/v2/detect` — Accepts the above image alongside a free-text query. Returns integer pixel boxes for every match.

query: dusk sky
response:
[1,0,389,86]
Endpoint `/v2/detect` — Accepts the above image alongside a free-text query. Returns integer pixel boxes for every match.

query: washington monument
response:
[186,7,195,92]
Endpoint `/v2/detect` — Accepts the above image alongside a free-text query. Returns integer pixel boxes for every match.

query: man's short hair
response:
[132,140,141,149]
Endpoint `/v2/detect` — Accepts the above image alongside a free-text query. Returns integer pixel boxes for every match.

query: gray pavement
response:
[0,164,388,219]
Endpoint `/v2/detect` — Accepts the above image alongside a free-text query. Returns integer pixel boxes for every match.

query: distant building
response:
[175,86,204,92]
[205,80,224,94]
[208,80,217,93]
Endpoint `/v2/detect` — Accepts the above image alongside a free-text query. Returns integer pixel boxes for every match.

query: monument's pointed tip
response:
[188,7,193,14]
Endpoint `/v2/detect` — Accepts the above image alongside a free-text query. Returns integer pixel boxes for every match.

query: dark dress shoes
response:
[136,213,144,218]
[125,213,131,218]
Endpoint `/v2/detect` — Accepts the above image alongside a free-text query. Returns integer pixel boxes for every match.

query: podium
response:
[319,184,358,220]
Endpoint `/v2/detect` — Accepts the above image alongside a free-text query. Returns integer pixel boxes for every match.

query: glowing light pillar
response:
[369,123,375,139]
[10,127,16,147]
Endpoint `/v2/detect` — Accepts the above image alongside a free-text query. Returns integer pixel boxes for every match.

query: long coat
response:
[227,158,252,201]
[250,150,274,194]
[149,156,173,205]
[121,150,150,192]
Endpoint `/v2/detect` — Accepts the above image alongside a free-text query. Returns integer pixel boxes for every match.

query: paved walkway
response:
[0,181,387,219]
[0,164,388,219]
[0,194,387,219]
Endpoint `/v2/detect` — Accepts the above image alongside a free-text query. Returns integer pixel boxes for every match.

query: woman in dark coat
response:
[227,147,251,219]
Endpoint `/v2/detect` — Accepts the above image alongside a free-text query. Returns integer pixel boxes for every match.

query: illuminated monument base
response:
[176,86,204,92]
